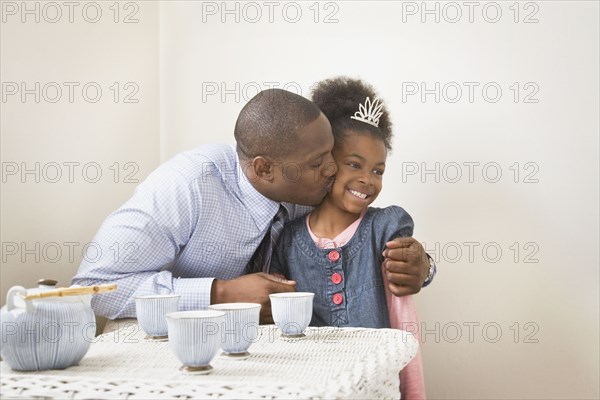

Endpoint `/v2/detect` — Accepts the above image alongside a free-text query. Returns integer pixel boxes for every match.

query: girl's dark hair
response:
[311,77,393,151]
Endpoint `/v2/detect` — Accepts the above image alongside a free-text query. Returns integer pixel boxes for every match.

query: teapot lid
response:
[37,279,58,287]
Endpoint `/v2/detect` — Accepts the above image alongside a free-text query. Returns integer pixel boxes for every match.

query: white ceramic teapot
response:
[0,279,113,371]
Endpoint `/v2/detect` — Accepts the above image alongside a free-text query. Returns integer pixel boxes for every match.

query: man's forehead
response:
[285,117,333,161]
[299,137,333,161]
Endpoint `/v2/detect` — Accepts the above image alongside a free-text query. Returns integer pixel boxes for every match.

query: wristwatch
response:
[422,253,437,287]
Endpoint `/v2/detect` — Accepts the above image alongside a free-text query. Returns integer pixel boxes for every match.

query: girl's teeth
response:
[350,190,367,199]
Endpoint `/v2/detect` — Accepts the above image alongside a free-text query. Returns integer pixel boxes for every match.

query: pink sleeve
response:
[383,266,426,399]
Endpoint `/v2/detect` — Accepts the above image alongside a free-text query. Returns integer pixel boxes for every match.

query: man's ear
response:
[252,156,275,181]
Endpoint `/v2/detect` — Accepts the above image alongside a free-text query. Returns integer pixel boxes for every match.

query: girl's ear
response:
[252,156,275,181]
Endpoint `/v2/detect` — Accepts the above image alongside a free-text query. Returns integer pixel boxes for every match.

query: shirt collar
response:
[305,208,367,248]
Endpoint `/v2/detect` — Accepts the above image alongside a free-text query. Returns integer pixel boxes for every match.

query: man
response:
[72,89,434,323]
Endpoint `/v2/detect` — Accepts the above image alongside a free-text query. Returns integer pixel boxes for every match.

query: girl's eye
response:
[374,169,385,176]
[348,162,360,169]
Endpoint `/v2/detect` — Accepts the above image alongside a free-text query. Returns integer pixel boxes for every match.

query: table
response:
[1,323,419,399]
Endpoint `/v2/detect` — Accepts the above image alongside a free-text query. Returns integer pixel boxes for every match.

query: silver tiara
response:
[350,96,383,127]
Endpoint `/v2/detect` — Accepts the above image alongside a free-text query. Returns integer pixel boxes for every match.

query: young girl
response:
[271,77,425,399]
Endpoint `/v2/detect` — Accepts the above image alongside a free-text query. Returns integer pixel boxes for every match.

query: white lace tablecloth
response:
[1,323,418,399]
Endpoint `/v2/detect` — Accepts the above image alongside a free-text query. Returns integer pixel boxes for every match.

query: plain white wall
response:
[1,3,160,303]
[1,1,598,399]
[158,1,599,399]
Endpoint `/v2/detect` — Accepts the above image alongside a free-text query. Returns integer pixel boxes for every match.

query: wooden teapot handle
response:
[18,283,117,301]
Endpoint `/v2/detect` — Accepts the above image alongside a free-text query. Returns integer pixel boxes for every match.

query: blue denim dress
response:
[271,206,414,328]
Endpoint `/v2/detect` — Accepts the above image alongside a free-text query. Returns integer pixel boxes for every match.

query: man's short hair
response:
[234,89,321,160]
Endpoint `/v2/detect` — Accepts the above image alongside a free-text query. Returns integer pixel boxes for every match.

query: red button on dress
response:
[332,293,343,305]
[327,250,340,262]
[331,273,343,284]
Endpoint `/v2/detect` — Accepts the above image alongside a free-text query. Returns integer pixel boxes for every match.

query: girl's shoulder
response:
[366,205,413,221]
[365,205,414,238]
[287,212,309,228]
[281,213,310,239]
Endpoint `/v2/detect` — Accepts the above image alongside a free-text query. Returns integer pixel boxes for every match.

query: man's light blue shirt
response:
[72,143,312,319]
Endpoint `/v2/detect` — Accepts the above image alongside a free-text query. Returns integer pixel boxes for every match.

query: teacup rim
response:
[269,292,315,299]
[208,302,261,310]
[134,294,181,300]
[166,310,225,319]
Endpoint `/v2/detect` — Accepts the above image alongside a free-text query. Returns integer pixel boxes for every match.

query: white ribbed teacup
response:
[134,294,180,339]
[166,310,226,374]
[208,303,261,359]
[269,292,314,338]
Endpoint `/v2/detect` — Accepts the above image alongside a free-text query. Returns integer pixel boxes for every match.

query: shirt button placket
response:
[327,249,344,306]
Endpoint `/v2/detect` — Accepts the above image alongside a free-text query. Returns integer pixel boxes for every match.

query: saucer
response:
[145,335,168,342]
[179,365,213,374]
[221,351,250,360]
[281,333,306,339]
